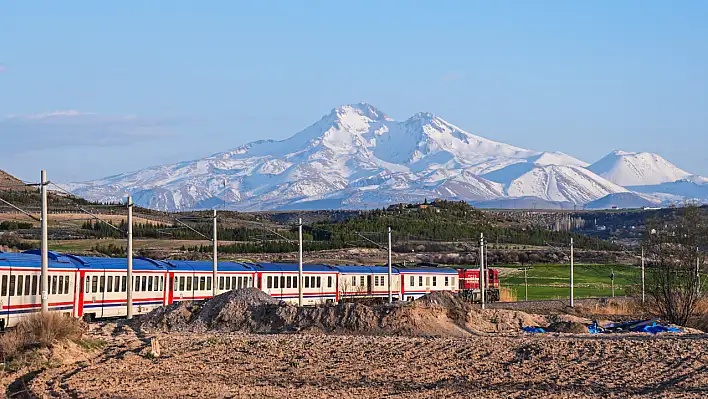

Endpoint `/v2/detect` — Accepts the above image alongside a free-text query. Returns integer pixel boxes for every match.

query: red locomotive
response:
[456,268,500,302]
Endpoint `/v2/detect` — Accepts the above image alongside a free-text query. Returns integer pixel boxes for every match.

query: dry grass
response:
[499,287,518,302]
[576,298,645,317]
[0,312,84,360]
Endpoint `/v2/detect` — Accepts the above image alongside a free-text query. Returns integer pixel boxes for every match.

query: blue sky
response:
[2,1,707,182]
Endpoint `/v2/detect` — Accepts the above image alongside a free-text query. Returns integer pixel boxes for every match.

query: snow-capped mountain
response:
[66,103,704,211]
[587,150,690,186]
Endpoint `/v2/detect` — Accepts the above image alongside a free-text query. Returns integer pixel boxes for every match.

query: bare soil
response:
[25,325,708,398]
[6,292,707,398]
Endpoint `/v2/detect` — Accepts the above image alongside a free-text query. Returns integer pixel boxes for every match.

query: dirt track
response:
[26,323,708,399]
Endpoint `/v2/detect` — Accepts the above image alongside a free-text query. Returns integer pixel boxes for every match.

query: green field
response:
[496,264,640,301]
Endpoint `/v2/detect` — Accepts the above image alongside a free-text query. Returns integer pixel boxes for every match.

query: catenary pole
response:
[387,226,392,304]
[40,170,49,313]
[126,196,134,319]
[524,268,529,301]
[298,218,303,306]
[570,237,574,308]
[212,210,218,296]
[480,233,485,309]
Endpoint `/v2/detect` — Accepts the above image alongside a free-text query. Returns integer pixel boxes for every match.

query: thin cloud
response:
[0,110,176,152]
[0,65,6,73]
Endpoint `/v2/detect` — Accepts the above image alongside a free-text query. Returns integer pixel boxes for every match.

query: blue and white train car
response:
[254,263,339,305]
[1,251,80,327]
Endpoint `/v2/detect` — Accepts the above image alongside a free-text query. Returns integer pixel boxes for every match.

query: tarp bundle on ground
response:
[590,319,683,335]
[523,319,684,334]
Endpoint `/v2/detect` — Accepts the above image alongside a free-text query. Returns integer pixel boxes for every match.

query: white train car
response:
[398,267,459,301]
[255,263,339,305]
[334,265,401,301]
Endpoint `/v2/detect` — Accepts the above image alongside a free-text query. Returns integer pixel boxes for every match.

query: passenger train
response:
[0,250,497,328]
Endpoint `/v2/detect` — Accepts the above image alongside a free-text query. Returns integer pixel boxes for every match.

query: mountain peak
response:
[331,103,390,122]
[588,150,689,186]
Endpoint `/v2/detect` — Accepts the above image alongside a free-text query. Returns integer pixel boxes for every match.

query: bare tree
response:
[645,204,707,325]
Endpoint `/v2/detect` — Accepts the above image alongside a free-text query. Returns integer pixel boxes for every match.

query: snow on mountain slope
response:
[587,150,690,186]
[67,104,695,211]
[482,163,627,204]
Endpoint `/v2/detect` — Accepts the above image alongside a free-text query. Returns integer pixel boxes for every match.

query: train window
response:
[179,276,185,291]
[147,276,153,291]
[9,275,15,296]
[451,277,455,287]
[141,276,147,291]
[280,276,285,289]
[444,277,449,287]
[174,277,178,291]
[327,276,332,288]
[266,276,272,289]
[59,276,65,294]
[122,276,127,292]
[219,276,225,290]
[240,276,245,289]
[17,275,24,296]
[114,276,120,292]
[351,276,356,286]
[32,275,38,295]
[231,277,237,289]
[25,275,31,296]
[226,276,232,290]
[200,277,206,291]
[317,277,321,288]
[1,275,7,296]
[418,276,423,286]
[373,276,378,286]
[286,276,291,289]
[133,277,139,292]
[186,277,193,291]
[206,277,211,291]
[99,276,105,293]
[107,276,113,292]
[52,275,59,295]
[292,276,296,288]
[432,277,437,286]
[274,276,279,289]
[409,276,414,287]
[304,277,310,288]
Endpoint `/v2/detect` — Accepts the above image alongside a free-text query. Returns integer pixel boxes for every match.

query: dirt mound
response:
[546,321,589,334]
[138,289,607,337]
[415,291,470,309]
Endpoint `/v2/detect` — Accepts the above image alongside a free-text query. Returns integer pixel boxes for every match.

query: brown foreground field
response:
[3,291,704,398]
[23,324,708,399]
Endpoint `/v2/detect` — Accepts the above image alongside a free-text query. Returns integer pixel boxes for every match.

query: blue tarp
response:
[522,326,546,333]
[588,319,683,334]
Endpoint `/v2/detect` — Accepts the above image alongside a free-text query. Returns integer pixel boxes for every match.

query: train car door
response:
[76,270,86,318]
[166,272,174,305]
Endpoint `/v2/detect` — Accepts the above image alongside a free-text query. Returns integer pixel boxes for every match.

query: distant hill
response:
[0,170,32,191]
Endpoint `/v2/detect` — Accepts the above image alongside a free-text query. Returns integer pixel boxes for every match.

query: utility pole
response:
[641,246,645,304]
[610,268,615,298]
[40,170,49,313]
[570,237,574,308]
[212,209,218,296]
[126,195,134,319]
[518,267,532,301]
[479,233,485,309]
[298,218,303,306]
[387,226,392,304]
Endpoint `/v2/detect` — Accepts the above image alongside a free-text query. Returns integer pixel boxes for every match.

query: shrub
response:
[0,312,84,360]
